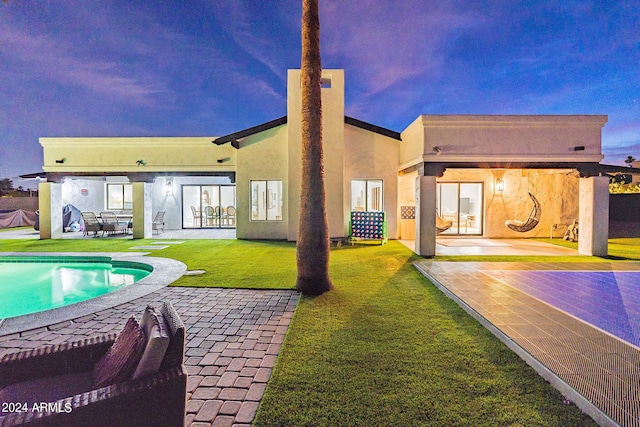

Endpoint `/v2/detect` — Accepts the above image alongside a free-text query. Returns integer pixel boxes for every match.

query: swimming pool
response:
[0,256,151,319]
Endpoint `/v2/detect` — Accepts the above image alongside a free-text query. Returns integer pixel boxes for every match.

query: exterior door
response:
[182,185,236,229]
[437,182,483,235]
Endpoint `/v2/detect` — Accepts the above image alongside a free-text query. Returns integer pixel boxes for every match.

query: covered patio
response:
[398,115,610,258]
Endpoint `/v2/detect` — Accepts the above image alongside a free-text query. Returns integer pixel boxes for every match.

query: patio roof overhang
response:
[37,171,237,184]
[399,161,625,178]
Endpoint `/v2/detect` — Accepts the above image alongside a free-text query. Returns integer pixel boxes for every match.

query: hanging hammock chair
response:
[505,192,541,232]
[436,212,453,234]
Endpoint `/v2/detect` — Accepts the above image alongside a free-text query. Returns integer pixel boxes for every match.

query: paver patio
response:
[0,286,299,427]
[416,260,640,427]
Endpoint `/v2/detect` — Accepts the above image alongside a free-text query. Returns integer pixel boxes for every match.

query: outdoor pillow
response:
[93,316,146,388]
[131,305,171,380]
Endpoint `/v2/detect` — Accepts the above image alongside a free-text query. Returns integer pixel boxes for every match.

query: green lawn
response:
[5,236,638,425]
[254,242,597,426]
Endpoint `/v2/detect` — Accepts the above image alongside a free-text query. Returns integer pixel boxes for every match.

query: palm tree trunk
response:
[296,0,333,296]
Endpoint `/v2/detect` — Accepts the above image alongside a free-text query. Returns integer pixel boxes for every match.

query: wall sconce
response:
[574,146,585,151]
[495,178,505,192]
[136,159,146,166]
[432,146,442,155]
[55,158,66,164]
[165,180,173,195]
[217,157,231,163]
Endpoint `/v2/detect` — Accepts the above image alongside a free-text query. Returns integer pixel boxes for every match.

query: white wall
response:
[399,115,607,169]
[236,125,289,239]
[344,124,400,239]
[40,137,237,174]
[287,69,346,240]
[61,178,108,213]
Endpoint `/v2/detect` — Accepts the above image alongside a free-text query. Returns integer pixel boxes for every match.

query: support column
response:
[38,182,63,239]
[415,175,437,257]
[578,176,609,256]
[132,182,153,239]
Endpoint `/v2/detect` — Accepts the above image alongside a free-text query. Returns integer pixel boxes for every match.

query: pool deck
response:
[416,260,640,427]
[0,286,298,427]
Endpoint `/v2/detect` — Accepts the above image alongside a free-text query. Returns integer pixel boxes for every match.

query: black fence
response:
[609,193,640,238]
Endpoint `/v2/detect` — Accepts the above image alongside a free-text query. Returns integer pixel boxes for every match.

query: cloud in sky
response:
[0,9,171,107]
[0,0,639,182]
[321,1,481,94]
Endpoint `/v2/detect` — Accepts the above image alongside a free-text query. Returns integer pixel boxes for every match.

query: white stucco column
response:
[132,182,153,239]
[578,176,609,256]
[415,175,437,257]
[38,182,63,239]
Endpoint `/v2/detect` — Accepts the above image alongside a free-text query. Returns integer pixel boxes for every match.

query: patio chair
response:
[190,206,201,226]
[226,205,236,226]
[80,211,103,237]
[203,206,216,226]
[215,206,227,226]
[505,192,541,233]
[436,212,453,234]
[0,302,187,427]
[100,211,127,235]
[152,211,165,234]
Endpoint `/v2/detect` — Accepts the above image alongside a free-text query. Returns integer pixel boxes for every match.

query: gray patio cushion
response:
[132,305,170,380]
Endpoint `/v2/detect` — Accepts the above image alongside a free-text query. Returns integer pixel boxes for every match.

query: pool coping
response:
[0,252,186,336]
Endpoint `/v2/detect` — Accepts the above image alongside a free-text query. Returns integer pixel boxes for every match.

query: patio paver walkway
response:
[0,286,299,427]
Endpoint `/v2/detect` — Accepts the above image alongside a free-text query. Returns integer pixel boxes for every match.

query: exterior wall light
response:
[432,146,442,155]
[165,180,173,195]
[136,159,146,166]
[495,178,505,192]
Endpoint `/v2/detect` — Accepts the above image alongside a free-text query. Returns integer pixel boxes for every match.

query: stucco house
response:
[37,69,610,256]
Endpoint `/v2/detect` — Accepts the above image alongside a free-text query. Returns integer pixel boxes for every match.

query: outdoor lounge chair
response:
[152,211,165,234]
[80,211,103,237]
[436,212,453,234]
[0,302,187,427]
[505,192,541,233]
[100,211,127,235]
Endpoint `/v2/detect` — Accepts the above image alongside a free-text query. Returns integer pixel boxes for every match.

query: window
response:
[351,179,383,212]
[251,180,283,221]
[106,184,132,210]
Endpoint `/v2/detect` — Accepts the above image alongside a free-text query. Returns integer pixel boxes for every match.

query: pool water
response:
[484,270,640,347]
[0,259,150,319]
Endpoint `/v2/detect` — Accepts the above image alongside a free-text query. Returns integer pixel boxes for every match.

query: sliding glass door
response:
[436,182,483,235]
[182,185,236,229]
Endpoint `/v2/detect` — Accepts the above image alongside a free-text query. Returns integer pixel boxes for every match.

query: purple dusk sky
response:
[1,1,639,188]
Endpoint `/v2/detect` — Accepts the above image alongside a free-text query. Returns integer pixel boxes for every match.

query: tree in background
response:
[295,0,333,296]
[625,155,636,167]
[0,178,14,192]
